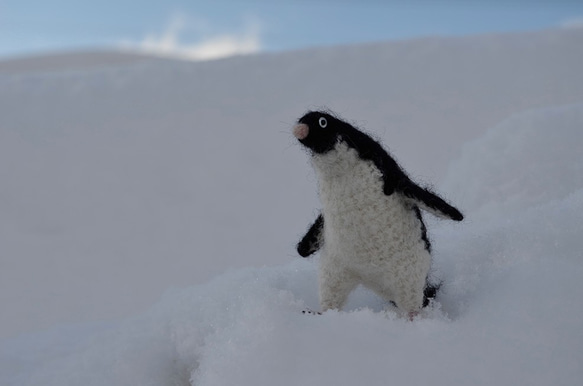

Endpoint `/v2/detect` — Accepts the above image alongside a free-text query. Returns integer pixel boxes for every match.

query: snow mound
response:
[442,104,583,219]
[3,102,583,384]
[3,209,582,386]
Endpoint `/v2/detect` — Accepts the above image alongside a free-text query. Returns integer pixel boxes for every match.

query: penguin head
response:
[293,111,349,154]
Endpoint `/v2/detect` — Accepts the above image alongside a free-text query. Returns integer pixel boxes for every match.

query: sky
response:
[1,0,583,60]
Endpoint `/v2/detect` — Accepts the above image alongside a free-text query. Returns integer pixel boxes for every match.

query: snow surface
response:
[1,28,583,385]
[0,50,172,74]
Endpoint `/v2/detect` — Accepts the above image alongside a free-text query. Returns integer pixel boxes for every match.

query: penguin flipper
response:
[297,214,324,257]
[398,181,463,221]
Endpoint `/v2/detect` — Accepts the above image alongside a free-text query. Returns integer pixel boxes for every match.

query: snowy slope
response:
[1,28,583,385]
[2,104,583,385]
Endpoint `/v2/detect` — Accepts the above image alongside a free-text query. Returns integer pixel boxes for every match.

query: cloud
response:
[559,17,583,30]
[121,14,262,61]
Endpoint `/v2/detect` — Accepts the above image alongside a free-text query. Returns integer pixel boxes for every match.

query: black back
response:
[296,110,463,221]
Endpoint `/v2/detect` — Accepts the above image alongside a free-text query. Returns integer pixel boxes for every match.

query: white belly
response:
[312,143,431,310]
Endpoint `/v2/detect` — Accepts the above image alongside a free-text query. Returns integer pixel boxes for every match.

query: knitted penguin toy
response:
[293,111,463,319]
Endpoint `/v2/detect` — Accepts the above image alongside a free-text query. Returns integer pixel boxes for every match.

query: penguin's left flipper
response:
[398,180,463,221]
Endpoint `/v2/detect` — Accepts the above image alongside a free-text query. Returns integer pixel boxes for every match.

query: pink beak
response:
[293,123,309,140]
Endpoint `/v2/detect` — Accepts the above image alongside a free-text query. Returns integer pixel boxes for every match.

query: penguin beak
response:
[293,123,309,140]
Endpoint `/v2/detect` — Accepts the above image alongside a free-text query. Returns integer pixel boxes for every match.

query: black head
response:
[293,110,409,194]
[293,111,352,154]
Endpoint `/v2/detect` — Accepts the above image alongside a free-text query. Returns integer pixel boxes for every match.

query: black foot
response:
[301,309,322,315]
[423,282,441,307]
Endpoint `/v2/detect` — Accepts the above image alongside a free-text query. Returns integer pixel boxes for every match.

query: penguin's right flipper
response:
[297,214,324,257]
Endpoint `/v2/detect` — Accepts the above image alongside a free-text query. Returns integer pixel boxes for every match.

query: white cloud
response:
[559,17,583,30]
[121,14,262,61]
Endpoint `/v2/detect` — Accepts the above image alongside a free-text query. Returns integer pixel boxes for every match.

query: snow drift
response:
[1,28,583,386]
[3,102,583,383]
[442,104,583,219]
[2,95,583,386]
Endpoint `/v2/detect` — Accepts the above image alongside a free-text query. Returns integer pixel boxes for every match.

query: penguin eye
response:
[318,117,328,128]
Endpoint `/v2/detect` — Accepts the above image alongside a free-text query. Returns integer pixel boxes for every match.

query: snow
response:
[0,50,171,74]
[441,104,583,220]
[1,28,583,385]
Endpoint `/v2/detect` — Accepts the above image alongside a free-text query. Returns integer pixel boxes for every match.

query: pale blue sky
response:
[1,0,583,60]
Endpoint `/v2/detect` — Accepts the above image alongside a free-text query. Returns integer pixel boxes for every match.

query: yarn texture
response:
[294,111,463,315]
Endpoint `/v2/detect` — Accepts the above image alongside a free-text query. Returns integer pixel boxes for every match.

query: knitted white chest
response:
[311,143,430,280]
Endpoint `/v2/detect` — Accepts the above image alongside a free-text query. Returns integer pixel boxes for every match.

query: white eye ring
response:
[318,117,327,128]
